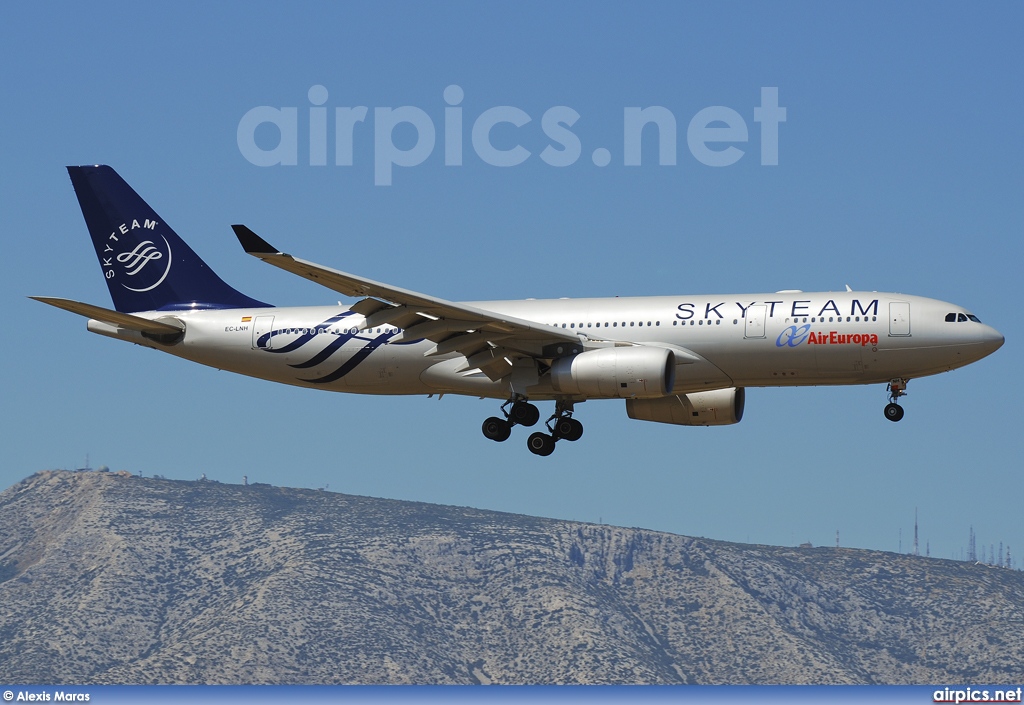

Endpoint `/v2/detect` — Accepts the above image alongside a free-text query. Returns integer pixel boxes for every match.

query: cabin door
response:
[744,305,767,339]
[889,302,911,337]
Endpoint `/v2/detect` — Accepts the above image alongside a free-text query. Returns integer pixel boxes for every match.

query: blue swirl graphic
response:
[257,310,418,383]
[776,324,811,348]
[300,330,395,384]
[257,312,354,351]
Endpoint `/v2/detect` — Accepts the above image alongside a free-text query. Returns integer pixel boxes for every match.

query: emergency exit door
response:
[252,315,275,349]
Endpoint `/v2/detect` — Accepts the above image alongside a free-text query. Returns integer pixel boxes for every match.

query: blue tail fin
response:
[67,165,270,312]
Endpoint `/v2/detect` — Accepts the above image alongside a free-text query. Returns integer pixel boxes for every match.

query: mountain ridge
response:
[0,470,1021,684]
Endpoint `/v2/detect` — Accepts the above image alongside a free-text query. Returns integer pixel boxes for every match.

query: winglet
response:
[232,225,280,255]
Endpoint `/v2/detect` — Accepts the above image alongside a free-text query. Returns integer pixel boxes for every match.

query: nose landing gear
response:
[884,379,907,422]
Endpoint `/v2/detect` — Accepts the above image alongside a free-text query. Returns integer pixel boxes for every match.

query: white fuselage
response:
[87,291,1004,402]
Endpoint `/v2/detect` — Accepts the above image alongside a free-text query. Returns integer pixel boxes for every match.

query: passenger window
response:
[945,313,956,322]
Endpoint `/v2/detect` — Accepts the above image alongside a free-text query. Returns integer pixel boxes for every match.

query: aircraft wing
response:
[233,225,593,380]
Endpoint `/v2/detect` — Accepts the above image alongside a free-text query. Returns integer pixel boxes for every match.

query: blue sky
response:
[2,2,1021,561]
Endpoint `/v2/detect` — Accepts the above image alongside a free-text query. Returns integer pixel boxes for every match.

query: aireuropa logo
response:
[776,324,811,348]
[100,219,173,293]
[237,85,786,185]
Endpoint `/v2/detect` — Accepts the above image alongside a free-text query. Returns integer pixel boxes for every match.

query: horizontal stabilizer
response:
[30,296,184,335]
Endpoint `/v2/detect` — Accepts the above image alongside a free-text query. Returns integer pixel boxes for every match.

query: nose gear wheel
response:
[884,378,908,422]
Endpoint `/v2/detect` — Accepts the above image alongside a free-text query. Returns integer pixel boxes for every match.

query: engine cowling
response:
[550,346,675,399]
[626,387,745,426]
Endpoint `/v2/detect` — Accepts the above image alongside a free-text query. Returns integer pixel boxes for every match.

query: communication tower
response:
[913,508,919,557]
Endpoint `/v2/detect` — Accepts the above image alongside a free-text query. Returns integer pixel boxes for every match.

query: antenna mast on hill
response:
[913,508,919,557]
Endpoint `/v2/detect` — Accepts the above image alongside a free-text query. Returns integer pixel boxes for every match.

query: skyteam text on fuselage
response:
[34,166,1004,456]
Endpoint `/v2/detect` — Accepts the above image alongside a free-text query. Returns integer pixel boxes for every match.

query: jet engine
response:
[550,346,675,399]
[626,387,745,426]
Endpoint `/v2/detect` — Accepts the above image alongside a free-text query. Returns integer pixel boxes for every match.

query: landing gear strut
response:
[526,400,584,456]
[884,378,907,422]
[481,398,540,443]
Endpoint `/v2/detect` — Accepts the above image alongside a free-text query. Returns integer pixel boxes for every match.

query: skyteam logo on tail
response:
[100,219,173,293]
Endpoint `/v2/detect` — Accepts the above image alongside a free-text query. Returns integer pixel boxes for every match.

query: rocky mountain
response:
[0,470,1021,684]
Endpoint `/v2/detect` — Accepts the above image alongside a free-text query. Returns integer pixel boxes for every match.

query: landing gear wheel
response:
[510,401,540,427]
[884,379,908,422]
[884,403,904,422]
[565,418,583,442]
[527,432,556,456]
[552,417,584,442]
[482,416,512,442]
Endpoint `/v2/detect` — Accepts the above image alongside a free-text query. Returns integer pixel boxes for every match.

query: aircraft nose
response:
[979,325,1005,356]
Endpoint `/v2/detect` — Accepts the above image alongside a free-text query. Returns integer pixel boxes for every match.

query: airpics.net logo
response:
[237,85,786,186]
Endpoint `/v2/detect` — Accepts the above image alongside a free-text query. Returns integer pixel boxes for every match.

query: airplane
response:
[33,165,1004,456]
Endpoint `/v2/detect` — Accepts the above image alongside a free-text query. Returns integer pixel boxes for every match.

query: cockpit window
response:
[945,312,982,323]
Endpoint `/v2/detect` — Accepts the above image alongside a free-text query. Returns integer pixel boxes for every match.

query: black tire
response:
[884,403,905,422]
[563,418,584,442]
[552,417,574,439]
[482,416,512,442]
[510,401,540,427]
[527,432,556,456]
[552,417,583,441]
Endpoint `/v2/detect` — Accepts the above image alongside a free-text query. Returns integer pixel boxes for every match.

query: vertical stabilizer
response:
[67,165,269,312]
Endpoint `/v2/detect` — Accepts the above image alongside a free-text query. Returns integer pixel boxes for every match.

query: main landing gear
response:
[482,399,540,443]
[482,398,583,456]
[884,378,908,422]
